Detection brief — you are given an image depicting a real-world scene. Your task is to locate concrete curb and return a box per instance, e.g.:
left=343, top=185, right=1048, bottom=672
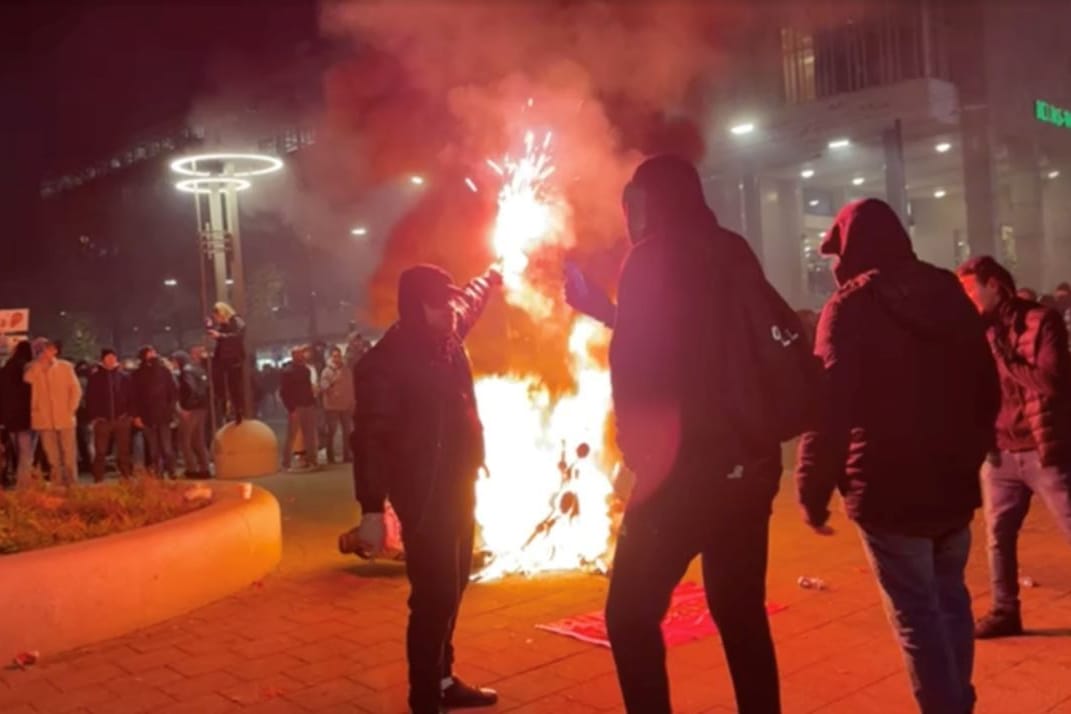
left=0, top=482, right=282, bottom=657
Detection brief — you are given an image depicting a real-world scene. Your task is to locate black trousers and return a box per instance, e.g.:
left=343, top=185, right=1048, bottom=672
left=401, top=510, right=475, bottom=714
left=606, top=463, right=781, bottom=714
left=213, top=360, right=244, bottom=421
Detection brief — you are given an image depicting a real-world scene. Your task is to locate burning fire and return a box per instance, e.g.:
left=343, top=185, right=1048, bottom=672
left=471, top=121, right=618, bottom=580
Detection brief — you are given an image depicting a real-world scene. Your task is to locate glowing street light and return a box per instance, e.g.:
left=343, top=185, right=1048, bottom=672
left=808, top=199, right=820, bottom=207
left=934, top=188, right=947, bottom=198
left=163, top=278, right=178, bottom=287
left=852, top=176, right=865, bottom=186
left=800, top=169, right=815, bottom=179
left=935, top=142, right=952, bottom=153
left=1048, top=170, right=1061, bottom=179
left=410, top=175, right=425, bottom=186
left=828, top=138, right=851, bottom=150
left=730, top=122, right=756, bottom=136
left=350, top=227, right=368, bottom=237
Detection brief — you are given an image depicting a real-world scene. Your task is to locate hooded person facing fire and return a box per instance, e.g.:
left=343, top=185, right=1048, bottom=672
left=797, top=199, right=999, bottom=714
left=338, top=262, right=502, bottom=714
left=601, top=155, right=815, bottom=714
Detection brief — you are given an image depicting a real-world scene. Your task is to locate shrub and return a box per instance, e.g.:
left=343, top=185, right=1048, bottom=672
left=0, top=478, right=212, bottom=555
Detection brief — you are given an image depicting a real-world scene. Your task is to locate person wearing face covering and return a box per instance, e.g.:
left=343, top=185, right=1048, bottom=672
left=795, top=199, right=1000, bottom=714
left=604, top=155, right=817, bottom=714
left=338, top=263, right=502, bottom=714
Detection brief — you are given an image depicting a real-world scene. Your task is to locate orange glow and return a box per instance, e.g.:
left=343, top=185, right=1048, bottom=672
left=473, top=129, right=616, bottom=579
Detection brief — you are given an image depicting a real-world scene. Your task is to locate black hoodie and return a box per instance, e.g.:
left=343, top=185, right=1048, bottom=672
left=351, top=267, right=496, bottom=526
left=796, top=199, right=1000, bottom=535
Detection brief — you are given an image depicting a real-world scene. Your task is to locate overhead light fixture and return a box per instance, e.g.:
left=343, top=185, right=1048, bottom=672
left=935, top=142, right=952, bottom=153
left=169, top=153, right=283, bottom=178
left=163, top=278, right=178, bottom=287
left=730, top=122, right=755, bottom=136
left=800, top=169, right=815, bottom=179
left=808, top=199, right=820, bottom=207
left=410, top=175, right=425, bottom=186
left=225, top=278, right=234, bottom=286
left=934, top=188, right=947, bottom=199
left=350, top=227, right=368, bottom=236
left=852, top=177, right=865, bottom=186
left=1048, top=170, right=1061, bottom=179
left=828, top=138, right=851, bottom=149
left=819, top=231, right=827, bottom=238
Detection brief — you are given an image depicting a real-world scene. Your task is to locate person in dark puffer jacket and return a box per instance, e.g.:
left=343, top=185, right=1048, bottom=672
left=957, top=256, right=1071, bottom=639
left=797, top=199, right=999, bottom=714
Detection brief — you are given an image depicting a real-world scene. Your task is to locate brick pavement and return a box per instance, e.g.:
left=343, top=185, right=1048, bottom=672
left=2, top=464, right=1070, bottom=713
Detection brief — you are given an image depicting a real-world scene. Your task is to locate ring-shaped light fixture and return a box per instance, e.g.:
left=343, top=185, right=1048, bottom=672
left=175, top=177, right=252, bottom=194
left=169, top=153, right=283, bottom=178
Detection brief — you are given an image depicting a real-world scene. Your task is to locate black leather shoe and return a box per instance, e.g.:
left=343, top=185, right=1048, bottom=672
left=441, top=678, right=498, bottom=709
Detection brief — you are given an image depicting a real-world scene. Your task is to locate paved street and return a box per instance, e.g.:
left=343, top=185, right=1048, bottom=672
left=3, top=462, right=1070, bottom=714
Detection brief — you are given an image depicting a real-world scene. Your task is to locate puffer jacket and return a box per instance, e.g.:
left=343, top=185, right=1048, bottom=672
left=23, top=358, right=83, bottom=431
left=987, top=297, right=1071, bottom=466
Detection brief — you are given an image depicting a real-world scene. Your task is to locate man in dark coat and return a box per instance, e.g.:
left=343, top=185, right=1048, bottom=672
left=604, top=155, right=785, bottom=714
left=174, top=346, right=212, bottom=478
left=280, top=346, right=319, bottom=471
left=340, top=263, right=501, bottom=714
left=1, top=340, right=34, bottom=487
left=85, top=348, right=134, bottom=481
left=797, top=199, right=1000, bottom=714
left=132, top=345, right=178, bottom=478
left=957, top=256, right=1071, bottom=638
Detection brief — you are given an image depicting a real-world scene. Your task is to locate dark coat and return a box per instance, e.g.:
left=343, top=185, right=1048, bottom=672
left=0, top=348, right=32, bottom=432
left=987, top=297, right=1071, bottom=466
left=85, top=366, right=133, bottom=421
left=131, top=360, right=178, bottom=426
left=214, top=316, right=246, bottom=365
left=795, top=199, right=1000, bottom=536
left=351, top=271, right=495, bottom=529
left=279, top=363, right=316, bottom=413
left=178, top=363, right=211, bottom=411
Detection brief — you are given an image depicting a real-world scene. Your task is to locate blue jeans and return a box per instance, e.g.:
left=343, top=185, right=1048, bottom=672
left=982, top=451, right=1071, bottom=613
left=859, top=525, right=975, bottom=714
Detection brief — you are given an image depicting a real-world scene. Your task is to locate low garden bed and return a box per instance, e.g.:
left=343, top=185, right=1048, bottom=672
left=0, top=477, right=212, bottom=555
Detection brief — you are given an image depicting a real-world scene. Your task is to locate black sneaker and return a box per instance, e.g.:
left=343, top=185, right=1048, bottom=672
left=441, top=677, right=498, bottom=709
left=975, top=610, right=1023, bottom=639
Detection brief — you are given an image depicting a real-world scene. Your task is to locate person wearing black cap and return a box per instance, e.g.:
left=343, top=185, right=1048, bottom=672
left=339, top=262, right=502, bottom=714
left=797, top=199, right=999, bottom=714
left=132, top=345, right=179, bottom=478
left=604, top=155, right=817, bottom=714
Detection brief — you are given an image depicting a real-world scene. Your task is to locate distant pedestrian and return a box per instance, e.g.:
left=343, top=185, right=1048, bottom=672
left=280, top=346, right=318, bottom=470
left=23, top=338, right=83, bottom=487
left=320, top=346, right=354, bottom=464
left=132, top=346, right=178, bottom=478
left=85, top=348, right=134, bottom=482
left=798, top=199, right=1000, bottom=714
left=957, top=257, right=1071, bottom=639
left=1, top=340, right=35, bottom=487
left=174, top=346, right=212, bottom=478
left=208, top=302, right=246, bottom=423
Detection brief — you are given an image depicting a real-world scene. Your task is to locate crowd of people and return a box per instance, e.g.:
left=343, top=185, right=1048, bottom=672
left=336, top=155, right=1069, bottom=714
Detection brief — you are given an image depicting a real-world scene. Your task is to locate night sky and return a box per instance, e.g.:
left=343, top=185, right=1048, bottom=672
left=1, top=0, right=318, bottom=262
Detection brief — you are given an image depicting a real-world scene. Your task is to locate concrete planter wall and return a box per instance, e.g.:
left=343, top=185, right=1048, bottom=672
left=0, top=482, right=282, bottom=656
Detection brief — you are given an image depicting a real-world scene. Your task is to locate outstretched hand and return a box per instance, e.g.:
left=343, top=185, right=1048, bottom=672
left=486, top=262, right=504, bottom=287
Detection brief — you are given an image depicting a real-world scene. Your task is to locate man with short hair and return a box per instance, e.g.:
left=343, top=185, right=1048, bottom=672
left=320, top=346, right=355, bottom=464
left=23, top=338, right=82, bottom=486
left=132, top=345, right=178, bottom=478
left=85, top=348, right=133, bottom=481
left=957, top=256, right=1071, bottom=638
left=280, top=346, right=319, bottom=470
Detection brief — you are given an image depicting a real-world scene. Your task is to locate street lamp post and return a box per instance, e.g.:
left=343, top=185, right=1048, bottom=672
left=169, top=153, right=283, bottom=479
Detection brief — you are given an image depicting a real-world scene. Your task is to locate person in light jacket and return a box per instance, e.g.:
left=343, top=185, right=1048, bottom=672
left=23, top=338, right=83, bottom=486
left=320, top=346, right=355, bottom=463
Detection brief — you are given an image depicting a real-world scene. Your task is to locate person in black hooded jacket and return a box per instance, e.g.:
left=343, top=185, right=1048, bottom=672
left=603, top=155, right=786, bottom=714
left=1, top=340, right=34, bottom=487
left=796, top=199, right=1000, bottom=714
left=338, top=262, right=502, bottom=714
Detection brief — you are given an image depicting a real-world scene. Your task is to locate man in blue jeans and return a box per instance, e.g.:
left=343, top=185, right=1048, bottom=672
left=797, top=199, right=1000, bottom=714
left=957, top=256, right=1071, bottom=638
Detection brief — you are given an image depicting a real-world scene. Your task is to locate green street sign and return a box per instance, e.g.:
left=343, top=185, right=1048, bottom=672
left=1036, top=99, right=1071, bottom=129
